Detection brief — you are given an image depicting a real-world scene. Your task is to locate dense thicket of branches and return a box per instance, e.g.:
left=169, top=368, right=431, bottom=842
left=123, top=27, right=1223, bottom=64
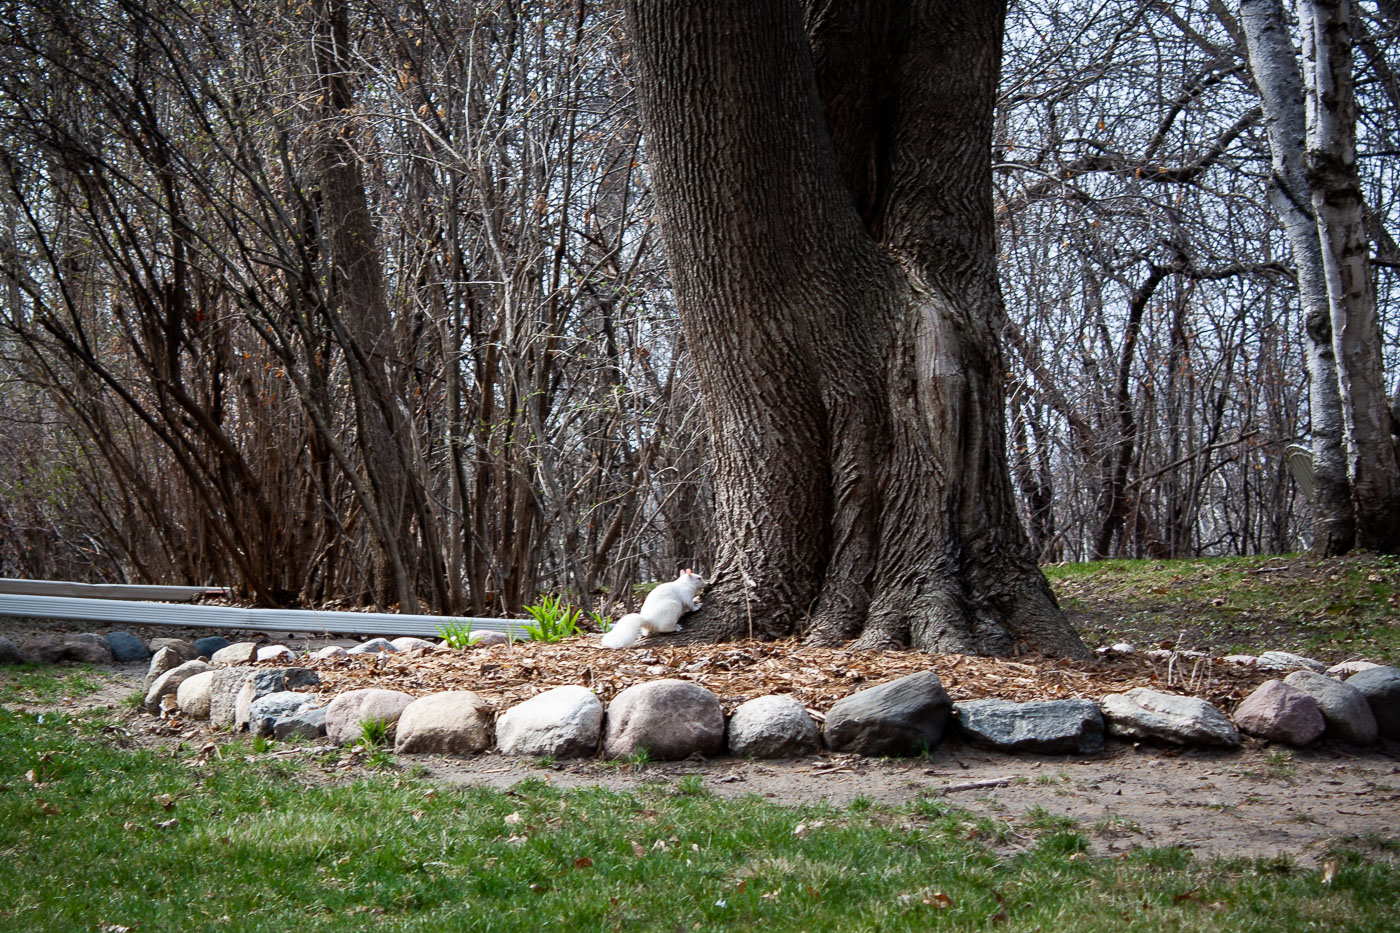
left=0, top=0, right=1395, bottom=611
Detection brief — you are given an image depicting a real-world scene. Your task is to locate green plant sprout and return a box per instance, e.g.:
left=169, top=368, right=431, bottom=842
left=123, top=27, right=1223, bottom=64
left=521, top=594, right=583, bottom=642
left=437, top=619, right=475, bottom=649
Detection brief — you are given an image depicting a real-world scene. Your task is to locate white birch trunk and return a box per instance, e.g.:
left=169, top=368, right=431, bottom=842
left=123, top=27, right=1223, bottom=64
left=1299, top=0, right=1400, bottom=550
left=1241, top=0, right=1354, bottom=553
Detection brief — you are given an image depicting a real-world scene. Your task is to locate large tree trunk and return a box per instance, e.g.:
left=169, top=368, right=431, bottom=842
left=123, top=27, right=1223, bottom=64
left=311, top=0, right=419, bottom=610
left=625, top=0, right=1086, bottom=657
left=1241, top=0, right=1355, bottom=555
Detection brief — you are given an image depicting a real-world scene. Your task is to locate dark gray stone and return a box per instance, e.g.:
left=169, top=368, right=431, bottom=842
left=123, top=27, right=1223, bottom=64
left=954, top=699, right=1105, bottom=755
left=1345, top=666, right=1400, bottom=741
left=1284, top=670, right=1377, bottom=745
left=104, top=632, right=149, bottom=662
left=273, top=706, right=328, bottom=741
left=247, top=691, right=318, bottom=737
left=727, top=695, right=820, bottom=759
left=822, top=671, right=952, bottom=757
left=234, top=668, right=321, bottom=731
left=603, top=680, right=725, bottom=761
left=0, top=636, right=21, bottom=665
left=193, top=635, right=232, bottom=658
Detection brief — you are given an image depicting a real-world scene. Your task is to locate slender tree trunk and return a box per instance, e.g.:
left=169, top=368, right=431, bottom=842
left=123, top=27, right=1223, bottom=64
left=1299, top=0, right=1400, bottom=551
left=1242, top=0, right=1359, bottom=555
left=625, top=0, right=1086, bottom=657
left=311, top=0, right=419, bottom=609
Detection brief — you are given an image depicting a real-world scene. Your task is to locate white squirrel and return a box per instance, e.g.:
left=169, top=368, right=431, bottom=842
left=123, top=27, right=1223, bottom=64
left=600, top=569, right=705, bottom=648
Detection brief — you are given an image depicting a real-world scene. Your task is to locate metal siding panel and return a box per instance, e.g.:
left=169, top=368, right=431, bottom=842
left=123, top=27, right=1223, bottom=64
left=0, top=594, right=529, bottom=639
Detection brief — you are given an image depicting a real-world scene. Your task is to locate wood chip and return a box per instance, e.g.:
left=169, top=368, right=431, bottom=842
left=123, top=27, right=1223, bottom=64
left=288, top=638, right=1271, bottom=716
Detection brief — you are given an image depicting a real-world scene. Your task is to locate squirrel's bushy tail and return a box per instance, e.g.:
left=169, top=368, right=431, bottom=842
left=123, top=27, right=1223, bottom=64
left=600, top=613, right=645, bottom=648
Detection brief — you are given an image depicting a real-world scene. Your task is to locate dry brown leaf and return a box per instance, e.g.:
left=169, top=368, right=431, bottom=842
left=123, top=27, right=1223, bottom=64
left=1321, top=858, right=1340, bottom=885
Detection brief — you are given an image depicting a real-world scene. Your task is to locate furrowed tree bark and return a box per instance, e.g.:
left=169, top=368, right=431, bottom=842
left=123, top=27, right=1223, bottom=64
left=625, top=0, right=1087, bottom=657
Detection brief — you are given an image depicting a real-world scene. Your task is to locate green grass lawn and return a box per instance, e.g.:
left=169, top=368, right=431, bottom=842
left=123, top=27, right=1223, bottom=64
left=0, top=662, right=109, bottom=705
left=2, top=709, right=1397, bottom=932
left=1046, top=553, right=1400, bottom=664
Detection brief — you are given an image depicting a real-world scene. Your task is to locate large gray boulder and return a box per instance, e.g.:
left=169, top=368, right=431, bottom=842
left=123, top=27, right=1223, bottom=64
left=1100, top=688, right=1240, bottom=747
left=954, top=698, right=1105, bottom=755
left=324, top=689, right=416, bottom=745
left=0, top=636, right=21, bottom=665
left=62, top=633, right=114, bottom=665
left=1232, top=680, right=1326, bottom=746
left=496, top=686, right=603, bottom=758
left=104, top=632, right=149, bottom=662
left=1284, top=670, right=1377, bottom=745
left=1346, top=666, right=1400, bottom=740
left=246, top=691, right=319, bottom=737
left=394, top=691, right=494, bottom=755
left=603, top=680, right=725, bottom=761
left=175, top=670, right=217, bottom=719
left=822, top=671, right=952, bottom=757
left=144, top=659, right=213, bottom=713
left=727, top=694, right=820, bottom=759
left=234, top=668, right=320, bottom=731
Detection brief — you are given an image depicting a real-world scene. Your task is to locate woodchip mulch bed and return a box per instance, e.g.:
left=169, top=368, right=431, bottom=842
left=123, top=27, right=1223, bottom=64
left=292, top=639, right=1271, bottom=717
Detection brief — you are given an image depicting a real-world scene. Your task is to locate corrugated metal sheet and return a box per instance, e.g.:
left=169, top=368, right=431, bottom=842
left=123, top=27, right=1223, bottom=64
left=0, top=579, right=228, bottom=601
left=0, top=593, right=529, bottom=639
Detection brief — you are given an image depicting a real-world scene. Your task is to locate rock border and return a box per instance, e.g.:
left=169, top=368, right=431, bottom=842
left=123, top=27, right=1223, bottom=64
left=11, top=631, right=1395, bottom=761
